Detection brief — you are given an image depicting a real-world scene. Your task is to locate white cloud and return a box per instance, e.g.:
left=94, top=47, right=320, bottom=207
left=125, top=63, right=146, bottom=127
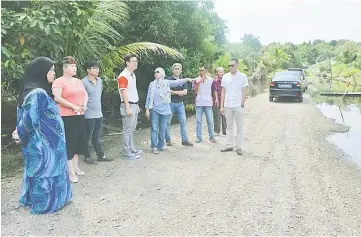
left=214, top=0, right=361, bottom=44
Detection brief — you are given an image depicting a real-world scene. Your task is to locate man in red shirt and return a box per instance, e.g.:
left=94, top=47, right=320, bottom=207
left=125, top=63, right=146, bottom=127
left=212, top=67, right=227, bottom=136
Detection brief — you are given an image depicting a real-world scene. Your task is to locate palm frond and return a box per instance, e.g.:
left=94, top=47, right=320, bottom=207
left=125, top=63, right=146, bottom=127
left=101, top=42, right=183, bottom=72
left=74, top=1, right=129, bottom=74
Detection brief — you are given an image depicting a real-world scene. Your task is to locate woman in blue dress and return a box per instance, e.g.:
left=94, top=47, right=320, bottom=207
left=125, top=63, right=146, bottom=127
left=13, top=57, right=72, bottom=214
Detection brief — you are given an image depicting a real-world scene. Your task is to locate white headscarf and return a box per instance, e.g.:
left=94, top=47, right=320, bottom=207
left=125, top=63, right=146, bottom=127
left=148, top=67, right=170, bottom=109
left=154, top=67, right=166, bottom=79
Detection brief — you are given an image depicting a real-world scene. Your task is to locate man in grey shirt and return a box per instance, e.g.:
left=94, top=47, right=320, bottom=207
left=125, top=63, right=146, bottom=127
left=82, top=59, right=113, bottom=162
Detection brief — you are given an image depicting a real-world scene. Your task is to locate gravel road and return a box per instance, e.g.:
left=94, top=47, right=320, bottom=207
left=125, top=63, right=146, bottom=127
left=2, top=92, right=361, bottom=236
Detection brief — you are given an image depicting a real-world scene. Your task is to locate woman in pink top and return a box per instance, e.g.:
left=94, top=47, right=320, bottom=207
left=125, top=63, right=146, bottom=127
left=52, top=56, right=96, bottom=183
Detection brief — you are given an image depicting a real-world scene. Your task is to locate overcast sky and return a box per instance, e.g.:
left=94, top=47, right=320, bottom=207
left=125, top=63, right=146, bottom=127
left=214, top=0, right=361, bottom=45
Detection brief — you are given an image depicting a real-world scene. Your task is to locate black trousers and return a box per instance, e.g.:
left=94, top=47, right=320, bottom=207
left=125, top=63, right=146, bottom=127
left=84, top=117, right=104, bottom=159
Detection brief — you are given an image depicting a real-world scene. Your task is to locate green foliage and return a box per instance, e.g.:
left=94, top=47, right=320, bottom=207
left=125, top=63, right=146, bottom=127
left=335, top=41, right=360, bottom=64
left=116, top=1, right=228, bottom=84
left=1, top=1, right=185, bottom=94
left=332, top=64, right=361, bottom=77
left=261, top=45, right=290, bottom=73
left=212, top=52, right=248, bottom=74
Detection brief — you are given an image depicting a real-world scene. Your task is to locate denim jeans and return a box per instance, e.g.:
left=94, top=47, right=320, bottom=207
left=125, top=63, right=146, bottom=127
left=165, top=102, right=189, bottom=142
left=84, top=117, right=104, bottom=159
left=196, top=106, right=214, bottom=141
left=150, top=109, right=168, bottom=149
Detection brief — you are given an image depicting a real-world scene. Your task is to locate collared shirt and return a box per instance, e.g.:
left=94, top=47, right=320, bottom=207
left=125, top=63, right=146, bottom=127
left=212, top=76, right=222, bottom=105
left=82, top=76, right=103, bottom=119
left=167, top=75, right=187, bottom=102
left=117, top=68, right=139, bottom=103
left=221, top=71, right=249, bottom=108
left=192, top=76, right=214, bottom=107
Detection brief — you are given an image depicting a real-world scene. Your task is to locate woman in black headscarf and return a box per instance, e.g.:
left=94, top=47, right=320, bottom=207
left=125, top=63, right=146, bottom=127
left=13, top=57, right=72, bottom=214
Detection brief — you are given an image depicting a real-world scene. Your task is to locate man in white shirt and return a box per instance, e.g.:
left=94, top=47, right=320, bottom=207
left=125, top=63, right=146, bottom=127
left=220, top=58, right=249, bottom=155
left=117, top=54, right=142, bottom=160
left=192, top=66, right=216, bottom=143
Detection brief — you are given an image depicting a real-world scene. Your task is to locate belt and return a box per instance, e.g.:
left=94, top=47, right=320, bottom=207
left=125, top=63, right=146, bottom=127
left=171, top=100, right=183, bottom=103
left=121, top=101, right=138, bottom=104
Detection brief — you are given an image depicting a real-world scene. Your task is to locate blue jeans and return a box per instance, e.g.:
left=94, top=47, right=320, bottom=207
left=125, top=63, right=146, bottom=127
left=165, top=102, right=189, bottom=142
left=196, top=106, right=214, bottom=141
left=150, top=109, right=168, bottom=149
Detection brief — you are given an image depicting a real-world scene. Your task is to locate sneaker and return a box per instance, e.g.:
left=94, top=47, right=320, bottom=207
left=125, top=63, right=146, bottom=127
left=84, top=157, right=98, bottom=164
left=182, top=140, right=193, bottom=146
left=221, top=147, right=233, bottom=152
left=131, top=149, right=143, bottom=155
left=123, top=153, right=140, bottom=160
left=166, top=140, right=172, bottom=146
left=209, top=138, right=216, bottom=143
left=152, top=148, right=159, bottom=154
left=98, top=155, right=114, bottom=162
left=236, top=149, right=243, bottom=155
left=158, top=146, right=167, bottom=151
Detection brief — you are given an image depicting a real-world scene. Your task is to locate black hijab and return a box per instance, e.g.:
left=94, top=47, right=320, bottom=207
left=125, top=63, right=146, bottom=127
left=18, top=57, right=55, bottom=107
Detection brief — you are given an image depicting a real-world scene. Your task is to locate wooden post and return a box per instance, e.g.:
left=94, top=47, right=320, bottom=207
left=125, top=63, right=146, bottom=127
left=328, top=54, right=333, bottom=91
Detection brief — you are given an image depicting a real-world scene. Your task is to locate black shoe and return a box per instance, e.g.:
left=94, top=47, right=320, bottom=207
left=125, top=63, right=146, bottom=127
left=84, top=157, right=98, bottom=164
left=182, top=141, right=193, bottom=146
left=236, top=149, right=242, bottom=155
left=166, top=140, right=173, bottom=146
left=220, top=148, right=233, bottom=152
left=222, top=131, right=227, bottom=135
left=98, top=156, right=114, bottom=162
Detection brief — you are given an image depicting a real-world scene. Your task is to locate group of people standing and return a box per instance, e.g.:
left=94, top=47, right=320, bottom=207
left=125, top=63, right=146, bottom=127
left=12, top=53, right=248, bottom=214
left=13, top=56, right=112, bottom=214
left=121, top=55, right=249, bottom=157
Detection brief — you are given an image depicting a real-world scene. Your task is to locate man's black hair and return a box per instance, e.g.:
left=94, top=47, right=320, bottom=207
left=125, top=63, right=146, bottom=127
left=124, top=53, right=137, bottom=66
left=230, top=57, right=239, bottom=64
left=83, top=59, right=100, bottom=71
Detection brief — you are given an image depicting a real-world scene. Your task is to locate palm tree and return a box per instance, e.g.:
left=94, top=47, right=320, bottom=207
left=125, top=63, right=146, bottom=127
left=70, top=1, right=183, bottom=76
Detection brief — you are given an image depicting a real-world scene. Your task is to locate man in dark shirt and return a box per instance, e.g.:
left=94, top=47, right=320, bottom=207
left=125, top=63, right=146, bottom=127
left=165, top=63, right=193, bottom=146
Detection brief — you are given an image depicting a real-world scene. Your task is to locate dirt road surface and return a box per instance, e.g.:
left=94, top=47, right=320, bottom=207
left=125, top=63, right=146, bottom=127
left=2, top=93, right=361, bottom=236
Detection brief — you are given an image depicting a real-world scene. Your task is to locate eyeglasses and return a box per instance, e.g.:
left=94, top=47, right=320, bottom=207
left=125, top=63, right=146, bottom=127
left=228, top=64, right=236, bottom=68
left=90, top=66, right=99, bottom=70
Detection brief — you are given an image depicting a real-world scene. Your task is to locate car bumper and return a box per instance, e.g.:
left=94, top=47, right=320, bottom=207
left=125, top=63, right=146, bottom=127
left=270, top=89, right=302, bottom=97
